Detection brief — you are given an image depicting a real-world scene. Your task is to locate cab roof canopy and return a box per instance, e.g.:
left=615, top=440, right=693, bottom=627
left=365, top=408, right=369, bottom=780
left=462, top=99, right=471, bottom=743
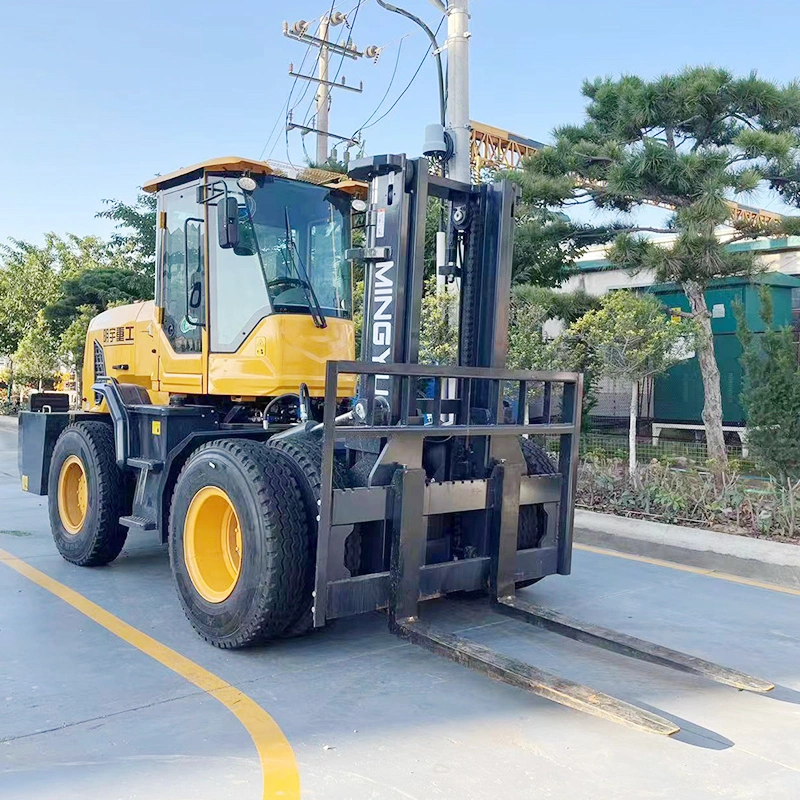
left=142, top=155, right=366, bottom=197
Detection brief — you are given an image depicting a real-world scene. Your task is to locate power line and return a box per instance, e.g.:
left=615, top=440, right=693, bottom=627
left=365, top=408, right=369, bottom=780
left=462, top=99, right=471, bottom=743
left=307, top=0, right=363, bottom=23
left=330, top=0, right=363, bottom=87
left=300, top=15, right=348, bottom=127
left=351, top=37, right=406, bottom=137
left=288, top=0, right=336, bottom=164
left=279, top=0, right=372, bottom=164
left=290, top=5, right=334, bottom=116
left=259, top=19, right=319, bottom=160
left=300, top=0, right=362, bottom=130
left=355, top=16, right=444, bottom=136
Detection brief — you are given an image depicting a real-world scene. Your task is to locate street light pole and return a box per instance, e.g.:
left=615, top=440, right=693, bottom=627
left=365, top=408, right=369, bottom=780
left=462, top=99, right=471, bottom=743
left=445, top=0, right=470, bottom=183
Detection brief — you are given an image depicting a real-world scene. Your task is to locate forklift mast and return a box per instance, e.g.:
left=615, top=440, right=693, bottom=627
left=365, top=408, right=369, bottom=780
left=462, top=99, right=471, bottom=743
left=348, top=154, right=518, bottom=416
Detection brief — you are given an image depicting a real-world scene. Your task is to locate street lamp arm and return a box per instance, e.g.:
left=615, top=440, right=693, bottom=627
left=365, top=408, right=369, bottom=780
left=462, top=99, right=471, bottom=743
left=375, top=0, right=446, bottom=126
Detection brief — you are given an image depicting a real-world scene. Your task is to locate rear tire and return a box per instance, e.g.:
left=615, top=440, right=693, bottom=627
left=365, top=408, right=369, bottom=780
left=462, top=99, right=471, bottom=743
left=169, top=439, right=310, bottom=648
left=48, top=421, right=127, bottom=566
left=516, top=438, right=557, bottom=589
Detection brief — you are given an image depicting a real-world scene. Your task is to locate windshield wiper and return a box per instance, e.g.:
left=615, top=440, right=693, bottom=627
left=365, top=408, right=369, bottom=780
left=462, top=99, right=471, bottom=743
left=284, top=207, right=327, bottom=329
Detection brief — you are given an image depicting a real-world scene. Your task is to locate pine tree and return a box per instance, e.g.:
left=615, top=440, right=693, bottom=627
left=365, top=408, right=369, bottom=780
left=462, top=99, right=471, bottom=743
left=517, top=67, right=800, bottom=471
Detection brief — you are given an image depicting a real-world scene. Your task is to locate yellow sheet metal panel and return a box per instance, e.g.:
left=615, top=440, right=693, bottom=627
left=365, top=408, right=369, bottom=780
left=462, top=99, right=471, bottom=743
left=142, top=156, right=277, bottom=193
left=81, top=301, right=163, bottom=411
left=143, top=156, right=367, bottom=195
left=207, top=314, right=356, bottom=398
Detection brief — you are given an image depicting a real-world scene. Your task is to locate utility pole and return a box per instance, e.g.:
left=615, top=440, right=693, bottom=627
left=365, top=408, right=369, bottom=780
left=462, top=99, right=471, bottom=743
left=445, top=0, right=471, bottom=183
left=283, top=15, right=376, bottom=165
left=315, top=15, right=332, bottom=164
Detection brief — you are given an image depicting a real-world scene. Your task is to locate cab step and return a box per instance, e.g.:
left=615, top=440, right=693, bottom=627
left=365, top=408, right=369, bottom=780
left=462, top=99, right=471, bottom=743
left=119, top=515, right=157, bottom=532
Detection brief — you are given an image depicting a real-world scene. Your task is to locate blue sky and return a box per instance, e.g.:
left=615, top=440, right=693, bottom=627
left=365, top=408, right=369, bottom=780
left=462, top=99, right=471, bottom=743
left=2, top=0, right=799, bottom=244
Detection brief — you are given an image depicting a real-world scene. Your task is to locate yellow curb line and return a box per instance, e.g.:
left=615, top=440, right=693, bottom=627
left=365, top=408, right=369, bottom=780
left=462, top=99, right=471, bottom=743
left=0, top=547, right=300, bottom=799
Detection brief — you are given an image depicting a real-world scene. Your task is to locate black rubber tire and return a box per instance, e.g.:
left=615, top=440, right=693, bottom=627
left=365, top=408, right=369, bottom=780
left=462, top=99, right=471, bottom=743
left=520, top=438, right=557, bottom=477
left=349, top=452, right=378, bottom=488
left=168, top=439, right=310, bottom=648
left=47, top=421, right=128, bottom=566
left=269, top=433, right=361, bottom=637
left=517, top=438, right=557, bottom=588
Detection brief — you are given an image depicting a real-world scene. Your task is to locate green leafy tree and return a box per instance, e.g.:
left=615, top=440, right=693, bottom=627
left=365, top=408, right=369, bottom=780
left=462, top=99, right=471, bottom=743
left=511, top=207, right=623, bottom=286
left=507, top=286, right=600, bottom=427
left=45, top=267, right=152, bottom=394
left=304, top=156, right=350, bottom=174
left=1, top=234, right=153, bottom=400
left=97, top=192, right=157, bottom=280
left=353, top=278, right=365, bottom=360
left=419, top=278, right=459, bottom=365
left=507, top=285, right=599, bottom=370
left=13, top=313, right=60, bottom=391
left=571, top=291, right=696, bottom=475
left=517, top=67, right=800, bottom=471
left=58, top=305, right=96, bottom=396
left=736, top=289, right=800, bottom=480
left=0, top=237, right=63, bottom=356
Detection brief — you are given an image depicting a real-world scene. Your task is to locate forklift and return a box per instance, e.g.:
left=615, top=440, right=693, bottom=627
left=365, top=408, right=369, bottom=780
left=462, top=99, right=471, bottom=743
left=19, top=154, right=773, bottom=736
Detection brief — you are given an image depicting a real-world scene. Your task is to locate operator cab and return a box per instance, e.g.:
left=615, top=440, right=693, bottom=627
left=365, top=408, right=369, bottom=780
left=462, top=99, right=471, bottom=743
left=142, top=157, right=363, bottom=397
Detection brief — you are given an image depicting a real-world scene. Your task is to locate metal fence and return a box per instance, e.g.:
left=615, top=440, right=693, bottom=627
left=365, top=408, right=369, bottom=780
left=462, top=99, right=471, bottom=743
left=530, top=428, right=754, bottom=470
left=579, top=431, right=749, bottom=464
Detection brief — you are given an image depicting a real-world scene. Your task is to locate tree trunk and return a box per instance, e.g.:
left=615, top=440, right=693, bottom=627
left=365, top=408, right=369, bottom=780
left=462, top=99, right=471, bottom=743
left=629, top=380, right=638, bottom=477
left=683, top=280, right=728, bottom=471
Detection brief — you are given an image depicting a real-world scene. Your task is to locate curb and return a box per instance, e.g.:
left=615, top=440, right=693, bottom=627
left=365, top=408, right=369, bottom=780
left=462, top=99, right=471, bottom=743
left=573, top=509, right=800, bottom=589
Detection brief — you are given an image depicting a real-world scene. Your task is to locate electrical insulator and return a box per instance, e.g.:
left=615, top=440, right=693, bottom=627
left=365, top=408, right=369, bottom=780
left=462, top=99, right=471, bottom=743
left=364, top=44, right=380, bottom=60
left=292, top=20, right=309, bottom=35
left=330, top=11, right=346, bottom=25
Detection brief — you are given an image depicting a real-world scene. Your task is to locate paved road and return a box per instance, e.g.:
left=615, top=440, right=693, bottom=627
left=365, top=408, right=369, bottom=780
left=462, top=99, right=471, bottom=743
left=1, top=416, right=799, bottom=799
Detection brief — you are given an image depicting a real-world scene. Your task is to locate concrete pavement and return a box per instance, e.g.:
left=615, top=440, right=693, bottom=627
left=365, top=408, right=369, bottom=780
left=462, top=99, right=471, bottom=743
left=1, top=419, right=799, bottom=799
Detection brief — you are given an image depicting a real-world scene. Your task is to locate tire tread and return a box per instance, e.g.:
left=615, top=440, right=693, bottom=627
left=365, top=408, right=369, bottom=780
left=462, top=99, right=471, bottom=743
left=49, top=420, right=127, bottom=566
left=170, top=438, right=310, bottom=648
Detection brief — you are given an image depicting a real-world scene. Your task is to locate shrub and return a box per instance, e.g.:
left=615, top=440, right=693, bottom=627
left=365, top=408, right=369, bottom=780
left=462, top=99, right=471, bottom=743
left=737, top=288, right=800, bottom=481
left=577, top=456, right=800, bottom=538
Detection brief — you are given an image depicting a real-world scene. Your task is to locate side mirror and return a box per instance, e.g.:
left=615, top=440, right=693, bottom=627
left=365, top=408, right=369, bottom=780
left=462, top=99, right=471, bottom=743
left=217, top=196, right=240, bottom=249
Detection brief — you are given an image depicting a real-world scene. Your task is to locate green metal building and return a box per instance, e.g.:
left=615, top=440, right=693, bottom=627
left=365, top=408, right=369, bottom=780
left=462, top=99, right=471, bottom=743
left=649, top=274, right=800, bottom=426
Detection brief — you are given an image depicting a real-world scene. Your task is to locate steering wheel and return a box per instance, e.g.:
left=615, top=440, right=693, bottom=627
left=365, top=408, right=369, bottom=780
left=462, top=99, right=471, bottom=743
left=267, top=277, right=306, bottom=294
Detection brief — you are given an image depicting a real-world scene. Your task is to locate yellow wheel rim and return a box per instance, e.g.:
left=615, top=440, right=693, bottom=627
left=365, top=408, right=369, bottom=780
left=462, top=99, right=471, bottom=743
left=58, top=455, right=89, bottom=535
left=183, top=486, right=243, bottom=604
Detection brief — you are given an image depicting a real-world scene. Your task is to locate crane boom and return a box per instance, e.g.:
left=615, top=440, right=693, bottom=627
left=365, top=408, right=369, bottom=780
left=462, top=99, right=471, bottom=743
left=469, top=120, right=784, bottom=227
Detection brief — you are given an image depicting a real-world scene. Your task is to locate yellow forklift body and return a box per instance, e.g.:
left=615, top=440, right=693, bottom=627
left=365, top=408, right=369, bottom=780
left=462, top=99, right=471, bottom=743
left=82, top=301, right=166, bottom=410
left=82, top=299, right=355, bottom=410
left=207, top=314, right=355, bottom=397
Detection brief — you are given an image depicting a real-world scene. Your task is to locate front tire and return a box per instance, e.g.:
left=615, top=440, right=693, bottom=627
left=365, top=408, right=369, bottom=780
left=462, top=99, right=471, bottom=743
left=169, top=439, right=310, bottom=648
left=268, top=433, right=360, bottom=637
left=48, top=421, right=127, bottom=566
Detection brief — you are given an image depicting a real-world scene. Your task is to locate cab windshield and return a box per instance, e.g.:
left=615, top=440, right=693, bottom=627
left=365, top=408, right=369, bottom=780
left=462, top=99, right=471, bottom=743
left=210, top=175, right=352, bottom=352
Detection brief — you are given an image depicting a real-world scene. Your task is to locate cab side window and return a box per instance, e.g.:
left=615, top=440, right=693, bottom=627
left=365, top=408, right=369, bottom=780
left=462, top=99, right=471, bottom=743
left=161, top=187, right=205, bottom=353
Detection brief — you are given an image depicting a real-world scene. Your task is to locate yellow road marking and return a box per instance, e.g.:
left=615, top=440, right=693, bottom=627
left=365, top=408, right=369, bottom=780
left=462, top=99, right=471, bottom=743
left=0, top=548, right=299, bottom=799
left=574, top=543, right=800, bottom=597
